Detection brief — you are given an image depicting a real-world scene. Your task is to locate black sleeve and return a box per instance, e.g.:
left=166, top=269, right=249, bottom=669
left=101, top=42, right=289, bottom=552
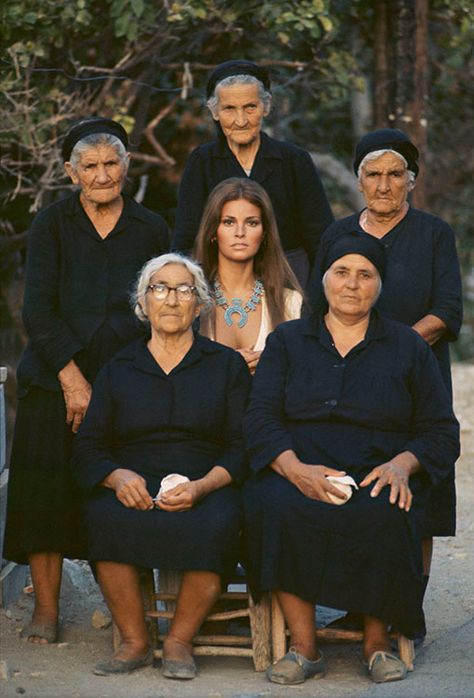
left=171, top=148, right=208, bottom=253
left=429, top=219, right=463, bottom=342
left=71, top=363, right=121, bottom=491
left=243, top=329, right=295, bottom=474
left=215, top=353, right=252, bottom=483
left=22, top=213, right=83, bottom=374
left=293, top=150, right=334, bottom=265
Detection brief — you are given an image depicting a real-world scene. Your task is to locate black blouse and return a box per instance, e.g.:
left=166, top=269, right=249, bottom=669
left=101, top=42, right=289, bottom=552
left=17, top=192, right=169, bottom=395
left=172, top=132, right=334, bottom=263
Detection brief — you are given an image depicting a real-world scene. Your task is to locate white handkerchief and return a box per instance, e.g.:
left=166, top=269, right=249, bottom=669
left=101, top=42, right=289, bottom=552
left=326, top=475, right=359, bottom=506
left=156, top=473, right=190, bottom=500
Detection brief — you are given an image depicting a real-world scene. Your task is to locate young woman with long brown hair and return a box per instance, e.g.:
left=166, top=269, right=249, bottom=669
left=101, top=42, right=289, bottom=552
left=193, top=177, right=303, bottom=373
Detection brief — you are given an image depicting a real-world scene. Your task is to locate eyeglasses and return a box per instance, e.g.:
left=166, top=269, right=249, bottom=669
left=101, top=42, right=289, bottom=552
left=146, top=283, right=196, bottom=301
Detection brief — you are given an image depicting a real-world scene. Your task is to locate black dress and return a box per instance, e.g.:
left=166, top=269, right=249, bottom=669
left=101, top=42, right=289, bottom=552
left=4, top=193, right=169, bottom=564
left=72, top=336, right=251, bottom=577
left=307, top=208, right=463, bottom=535
left=171, top=132, right=334, bottom=284
left=243, top=314, right=459, bottom=639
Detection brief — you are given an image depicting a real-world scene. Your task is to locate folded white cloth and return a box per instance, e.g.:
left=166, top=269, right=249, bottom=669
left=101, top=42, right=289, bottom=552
left=155, top=473, right=190, bottom=501
left=326, top=475, right=359, bottom=505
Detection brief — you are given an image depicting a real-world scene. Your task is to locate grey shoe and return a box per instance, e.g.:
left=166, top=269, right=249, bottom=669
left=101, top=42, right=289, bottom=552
left=365, top=650, right=407, bottom=683
left=267, top=647, right=326, bottom=685
left=93, top=649, right=153, bottom=676
left=162, top=657, right=197, bottom=680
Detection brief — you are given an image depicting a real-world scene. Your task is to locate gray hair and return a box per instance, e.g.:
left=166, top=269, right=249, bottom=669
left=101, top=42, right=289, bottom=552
left=322, top=265, right=382, bottom=306
left=69, top=133, right=129, bottom=171
left=207, top=74, right=272, bottom=117
left=132, top=253, right=212, bottom=323
left=357, top=149, right=416, bottom=190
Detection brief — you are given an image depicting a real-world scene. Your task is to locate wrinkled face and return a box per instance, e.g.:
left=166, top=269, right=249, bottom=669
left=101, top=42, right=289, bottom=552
left=213, top=83, right=266, bottom=149
left=143, top=263, right=199, bottom=336
left=324, top=254, right=380, bottom=319
left=359, top=151, right=410, bottom=216
left=65, top=144, right=128, bottom=206
left=216, top=199, right=264, bottom=264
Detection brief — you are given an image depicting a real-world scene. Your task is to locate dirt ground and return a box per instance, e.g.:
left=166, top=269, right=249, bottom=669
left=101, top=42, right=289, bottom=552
left=1, top=363, right=473, bottom=698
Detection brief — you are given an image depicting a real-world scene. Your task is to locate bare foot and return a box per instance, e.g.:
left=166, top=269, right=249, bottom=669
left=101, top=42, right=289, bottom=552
left=113, top=639, right=150, bottom=662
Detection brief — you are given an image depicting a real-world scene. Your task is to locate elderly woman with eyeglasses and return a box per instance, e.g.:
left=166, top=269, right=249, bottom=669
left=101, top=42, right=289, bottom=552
left=172, top=59, right=333, bottom=285
left=72, top=253, right=251, bottom=679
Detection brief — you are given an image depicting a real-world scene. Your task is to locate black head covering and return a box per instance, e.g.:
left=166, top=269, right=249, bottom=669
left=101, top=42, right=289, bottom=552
left=61, top=117, right=129, bottom=161
left=206, top=60, right=271, bottom=99
left=322, top=231, right=386, bottom=281
left=353, top=128, right=419, bottom=177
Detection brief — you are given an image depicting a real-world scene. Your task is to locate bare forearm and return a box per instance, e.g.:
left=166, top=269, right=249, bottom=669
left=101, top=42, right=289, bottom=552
left=194, top=465, right=232, bottom=499
left=412, top=314, right=447, bottom=346
left=58, top=359, right=88, bottom=388
left=270, top=450, right=302, bottom=483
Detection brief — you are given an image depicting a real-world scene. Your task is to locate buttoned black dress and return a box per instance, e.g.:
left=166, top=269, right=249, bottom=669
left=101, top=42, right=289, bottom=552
left=307, top=208, right=463, bottom=534
left=171, top=132, right=334, bottom=284
left=72, top=336, right=250, bottom=575
left=4, top=193, right=169, bottom=564
left=243, top=314, right=459, bottom=638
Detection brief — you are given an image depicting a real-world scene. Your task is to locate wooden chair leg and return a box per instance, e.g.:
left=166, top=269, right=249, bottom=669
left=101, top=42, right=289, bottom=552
left=248, top=592, right=272, bottom=671
left=398, top=634, right=415, bottom=671
left=140, top=569, right=159, bottom=648
left=270, top=593, right=287, bottom=662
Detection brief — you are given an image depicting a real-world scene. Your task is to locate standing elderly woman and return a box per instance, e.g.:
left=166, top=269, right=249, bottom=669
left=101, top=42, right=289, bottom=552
left=72, top=254, right=251, bottom=679
left=194, top=178, right=303, bottom=374
left=4, top=117, right=169, bottom=644
left=244, top=233, right=459, bottom=686
left=172, top=59, right=334, bottom=285
left=307, top=129, right=463, bottom=618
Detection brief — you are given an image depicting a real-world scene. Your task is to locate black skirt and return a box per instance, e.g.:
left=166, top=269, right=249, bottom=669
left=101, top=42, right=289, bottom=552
left=4, top=387, right=87, bottom=563
left=244, top=471, right=426, bottom=640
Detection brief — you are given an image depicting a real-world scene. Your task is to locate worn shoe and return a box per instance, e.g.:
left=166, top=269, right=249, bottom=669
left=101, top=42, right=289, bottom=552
left=93, top=648, right=153, bottom=676
left=365, top=650, right=407, bottom=683
left=21, top=622, right=58, bottom=644
left=267, top=647, right=326, bottom=685
left=162, top=657, right=197, bottom=680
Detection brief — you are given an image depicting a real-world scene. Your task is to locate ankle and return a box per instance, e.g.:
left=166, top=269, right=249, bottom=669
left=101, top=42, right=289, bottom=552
left=289, top=643, right=320, bottom=662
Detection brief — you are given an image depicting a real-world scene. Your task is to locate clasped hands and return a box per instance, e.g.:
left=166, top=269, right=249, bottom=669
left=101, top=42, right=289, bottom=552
left=102, top=468, right=203, bottom=512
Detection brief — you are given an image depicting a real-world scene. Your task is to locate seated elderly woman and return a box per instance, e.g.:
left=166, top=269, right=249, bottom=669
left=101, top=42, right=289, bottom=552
left=243, top=233, right=459, bottom=686
left=72, top=253, right=251, bottom=680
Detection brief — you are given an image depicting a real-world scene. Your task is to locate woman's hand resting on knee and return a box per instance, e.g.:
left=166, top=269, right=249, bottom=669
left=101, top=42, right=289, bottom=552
left=359, top=451, right=421, bottom=512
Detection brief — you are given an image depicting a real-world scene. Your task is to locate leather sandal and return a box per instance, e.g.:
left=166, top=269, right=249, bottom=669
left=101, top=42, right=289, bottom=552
left=162, top=657, right=197, bottom=680
left=365, top=650, right=407, bottom=683
left=266, top=647, right=326, bottom=685
left=93, top=648, right=153, bottom=676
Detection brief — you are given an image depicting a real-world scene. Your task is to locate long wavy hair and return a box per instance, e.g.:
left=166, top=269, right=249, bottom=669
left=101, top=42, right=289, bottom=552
left=193, top=177, right=303, bottom=331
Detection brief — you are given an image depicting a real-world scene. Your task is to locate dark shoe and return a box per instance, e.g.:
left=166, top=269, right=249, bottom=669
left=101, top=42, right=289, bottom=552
left=93, top=649, right=153, bottom=676
left=266, top=647, right=326, bottom=685
left=365, top=650, right=407, bottom=683
left=162, top=657, right=197, bottom=680
left=21, top=622, right=58, bottom=644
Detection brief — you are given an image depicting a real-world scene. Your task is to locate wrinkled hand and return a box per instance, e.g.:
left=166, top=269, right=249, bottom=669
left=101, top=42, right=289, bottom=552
left=360, top=461, right=413, bottom=511
left=58, top=360, right=92, bottom=433
left=237, top=348, right=262, bottom=375
left=103, top=468, right=154, bottom=510
left=291, top=463, right=348, bottom=503
left=156, top=480, right=203, bottom=512
left=62, top=383, right=92, bottom=433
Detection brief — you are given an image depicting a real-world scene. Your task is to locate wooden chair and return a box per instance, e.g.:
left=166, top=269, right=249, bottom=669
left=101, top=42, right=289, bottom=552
left=113, top=568, right=272, bottom=671
left=270, top=595, right=415, bottom=671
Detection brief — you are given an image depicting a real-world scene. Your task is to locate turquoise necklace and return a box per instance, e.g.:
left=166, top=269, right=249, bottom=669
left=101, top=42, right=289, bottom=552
left=213, top=278, right=264, bottom=328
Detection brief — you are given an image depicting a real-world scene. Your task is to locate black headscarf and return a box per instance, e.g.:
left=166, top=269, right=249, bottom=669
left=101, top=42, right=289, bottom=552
left=206, top=60, right=271, bottom=99
left=353, top=128, right=419, bottom=177
left=321, top=231, right=386, bottom=281
left=61, top=117, right=129, bottom=162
